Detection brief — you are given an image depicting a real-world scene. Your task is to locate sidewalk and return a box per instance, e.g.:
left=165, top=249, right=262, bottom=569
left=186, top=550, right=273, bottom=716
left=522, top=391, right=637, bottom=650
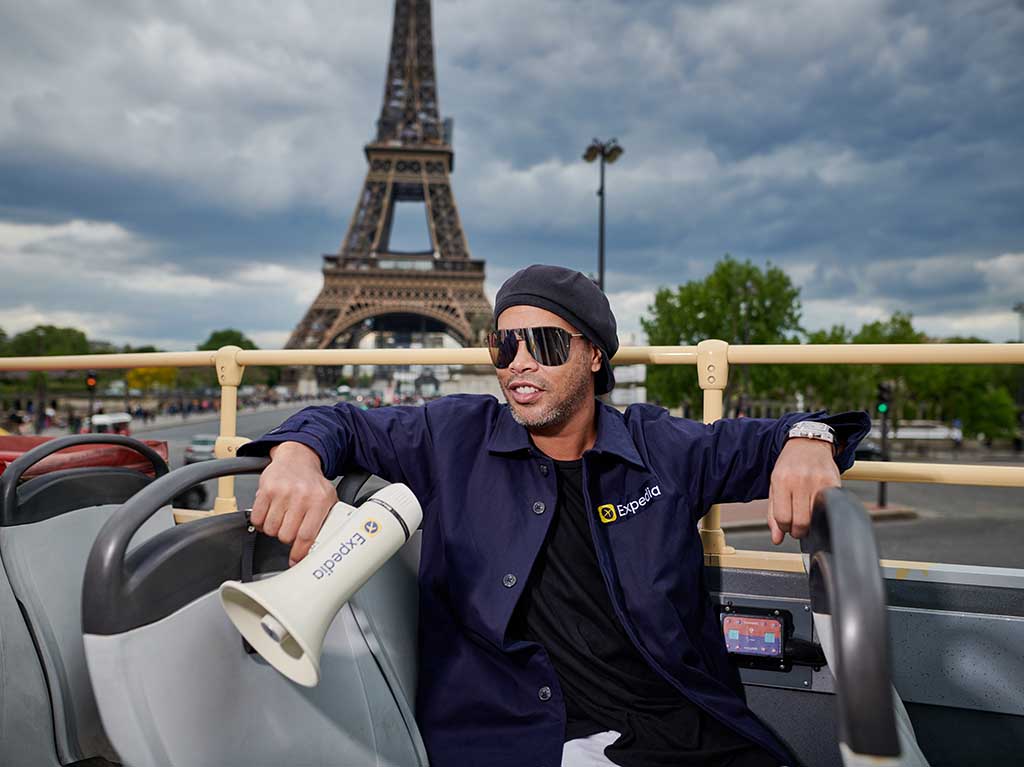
left=718, top=499, right=917, bottom=532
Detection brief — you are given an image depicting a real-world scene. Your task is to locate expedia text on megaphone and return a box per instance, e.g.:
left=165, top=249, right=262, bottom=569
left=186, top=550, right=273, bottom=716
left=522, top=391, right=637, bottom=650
left=219, top=482, right=422, bottom=687
left=312, top=526, right=375, bottom=579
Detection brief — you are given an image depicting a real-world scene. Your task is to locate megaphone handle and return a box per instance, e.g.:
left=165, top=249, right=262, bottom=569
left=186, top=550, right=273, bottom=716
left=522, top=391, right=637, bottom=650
left=239, top=522, right=259, bottom=655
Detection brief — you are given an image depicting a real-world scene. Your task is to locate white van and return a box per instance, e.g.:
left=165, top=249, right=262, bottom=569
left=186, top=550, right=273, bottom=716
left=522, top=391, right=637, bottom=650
left=80, top=412, right=133, bottom=436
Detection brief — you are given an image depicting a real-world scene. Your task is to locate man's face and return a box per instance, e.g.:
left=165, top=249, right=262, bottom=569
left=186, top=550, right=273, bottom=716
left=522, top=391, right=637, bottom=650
left=495, top=305, right=602, bottom=430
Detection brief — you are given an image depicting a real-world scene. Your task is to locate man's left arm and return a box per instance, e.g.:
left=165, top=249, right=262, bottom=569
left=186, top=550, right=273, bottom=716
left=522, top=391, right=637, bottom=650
left=694, top=411, right=871, bottom=542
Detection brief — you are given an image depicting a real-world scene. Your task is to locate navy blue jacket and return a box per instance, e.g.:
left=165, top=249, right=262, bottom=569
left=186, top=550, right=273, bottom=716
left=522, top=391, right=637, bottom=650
left=240, top=396, right=870, bottom=767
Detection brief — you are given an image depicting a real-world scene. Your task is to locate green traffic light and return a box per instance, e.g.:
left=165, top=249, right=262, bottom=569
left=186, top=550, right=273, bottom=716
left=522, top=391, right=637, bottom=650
left=877, top=403, right=888, bottom=414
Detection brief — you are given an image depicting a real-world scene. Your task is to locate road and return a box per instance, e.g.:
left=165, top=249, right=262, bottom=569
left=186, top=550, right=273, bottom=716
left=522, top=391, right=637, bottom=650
left=141, top=406, right=1024, bottom=570
left=138, top=404, right=320, bottom=511
left=730, top=477, right=1023, bottom=569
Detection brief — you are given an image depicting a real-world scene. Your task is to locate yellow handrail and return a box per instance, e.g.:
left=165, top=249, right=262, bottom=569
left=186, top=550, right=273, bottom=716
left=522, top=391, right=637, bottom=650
left=729, top=343, right=1024, bottom=365
left=2, top=341, right=1021, bottom=559
left=0, top=351, right=214, bottom=371
left=3, top=342, right=1020, bottom=370
left=843, top=461, right=1024, bottom=487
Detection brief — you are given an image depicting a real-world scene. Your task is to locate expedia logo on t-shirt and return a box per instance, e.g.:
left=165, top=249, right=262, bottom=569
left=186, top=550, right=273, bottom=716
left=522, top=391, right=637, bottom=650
left=598, top=485, right=662, bottom=524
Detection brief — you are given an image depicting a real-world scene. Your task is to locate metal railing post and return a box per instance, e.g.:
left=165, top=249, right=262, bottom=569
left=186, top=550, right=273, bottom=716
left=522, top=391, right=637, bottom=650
left=212, top=346, right=249, bottom=513
left=697, top=340, right=735, bottom=555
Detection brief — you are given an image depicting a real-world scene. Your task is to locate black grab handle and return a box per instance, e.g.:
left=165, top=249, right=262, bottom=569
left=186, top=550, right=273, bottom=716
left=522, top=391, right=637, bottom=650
left=801, top=488, right=899, bottom=759
left=82, top=456, right=270, bottom=627
left=337, top=467, right=392, bottom=507
left=0, top=434, right=169, bottom=516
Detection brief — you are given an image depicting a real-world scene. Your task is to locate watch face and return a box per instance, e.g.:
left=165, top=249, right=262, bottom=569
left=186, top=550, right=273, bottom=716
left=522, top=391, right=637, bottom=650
left=789, top=423, right=834, bottom=442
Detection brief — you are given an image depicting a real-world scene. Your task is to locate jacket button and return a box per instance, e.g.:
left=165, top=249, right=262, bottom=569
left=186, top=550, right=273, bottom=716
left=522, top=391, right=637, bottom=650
left=539, top=464, right=549, bottom=476
left=502, top=573, right=517, bottom=588
left=532, top=501, right=546, bottom=515
left=538, top=686, right=552, bottom=701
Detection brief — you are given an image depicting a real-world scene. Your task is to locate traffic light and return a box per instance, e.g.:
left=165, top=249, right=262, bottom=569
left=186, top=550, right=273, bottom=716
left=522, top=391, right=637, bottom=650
left=876, top=382, right=892, bottom=415
left=85, top=370, right=97, bottom=391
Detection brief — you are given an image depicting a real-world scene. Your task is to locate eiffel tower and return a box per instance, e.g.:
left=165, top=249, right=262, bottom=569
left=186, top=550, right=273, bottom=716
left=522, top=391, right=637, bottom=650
left=288, top=0, right=491, bottom=362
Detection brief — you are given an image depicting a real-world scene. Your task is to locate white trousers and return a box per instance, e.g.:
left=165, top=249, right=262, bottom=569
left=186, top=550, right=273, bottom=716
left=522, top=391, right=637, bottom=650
left=561, top=730, right=622, bottom=767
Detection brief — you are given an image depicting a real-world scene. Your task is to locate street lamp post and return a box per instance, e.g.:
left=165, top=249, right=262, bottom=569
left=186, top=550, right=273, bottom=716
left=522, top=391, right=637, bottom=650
left=33, top=328, right=46, bottom=435
left=582, top=138, right=624, bottom=292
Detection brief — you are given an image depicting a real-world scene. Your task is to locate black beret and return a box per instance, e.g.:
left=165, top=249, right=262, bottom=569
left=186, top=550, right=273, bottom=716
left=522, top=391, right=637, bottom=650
left=493, top=264, right=618, bottom=394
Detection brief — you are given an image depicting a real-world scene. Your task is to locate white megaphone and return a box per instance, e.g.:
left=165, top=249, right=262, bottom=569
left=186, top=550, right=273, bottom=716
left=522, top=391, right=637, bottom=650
left=219, top=482, right=422, bottom=687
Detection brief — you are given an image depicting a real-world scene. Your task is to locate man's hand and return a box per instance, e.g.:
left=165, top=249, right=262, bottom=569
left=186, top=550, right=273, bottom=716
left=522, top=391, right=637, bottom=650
left=767, top=438, right=841, bottom=545
left=250, top=441, right=338, bottom=566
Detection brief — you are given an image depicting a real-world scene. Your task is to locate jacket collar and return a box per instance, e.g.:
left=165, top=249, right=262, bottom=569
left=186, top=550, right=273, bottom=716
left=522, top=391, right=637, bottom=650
left=487, top=400, right=647, bottom=470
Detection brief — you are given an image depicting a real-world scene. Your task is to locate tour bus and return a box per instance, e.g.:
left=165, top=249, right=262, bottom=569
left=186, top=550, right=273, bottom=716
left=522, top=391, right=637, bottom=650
left=0, top=340, right=1021, bottom=767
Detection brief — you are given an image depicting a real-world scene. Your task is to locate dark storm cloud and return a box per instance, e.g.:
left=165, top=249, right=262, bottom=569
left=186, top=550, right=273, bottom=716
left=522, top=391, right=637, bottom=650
left=0, top=153, right=344, bottom=269
left=0, top=0, right=1022, bottom=346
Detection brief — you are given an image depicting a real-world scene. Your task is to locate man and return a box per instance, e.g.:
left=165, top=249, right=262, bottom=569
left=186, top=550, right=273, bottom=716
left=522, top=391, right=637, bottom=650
left=240, top=265, right=869, bottom=767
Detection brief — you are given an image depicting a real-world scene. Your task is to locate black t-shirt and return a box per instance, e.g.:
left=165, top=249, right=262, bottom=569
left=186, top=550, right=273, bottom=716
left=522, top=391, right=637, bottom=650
left=508, top=458, right=777, bottom=767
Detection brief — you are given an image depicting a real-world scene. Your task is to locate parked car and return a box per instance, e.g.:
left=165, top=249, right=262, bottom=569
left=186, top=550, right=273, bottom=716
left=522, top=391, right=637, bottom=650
left=184, top=434, right=218, bottom=464
left=174, top=483, right=208, bottom=509
left=854, top=439, right=884, bottom=461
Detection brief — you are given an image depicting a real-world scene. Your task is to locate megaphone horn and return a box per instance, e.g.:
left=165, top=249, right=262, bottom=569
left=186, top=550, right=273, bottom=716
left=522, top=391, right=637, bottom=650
left=219, top=482, right=422, bottom=687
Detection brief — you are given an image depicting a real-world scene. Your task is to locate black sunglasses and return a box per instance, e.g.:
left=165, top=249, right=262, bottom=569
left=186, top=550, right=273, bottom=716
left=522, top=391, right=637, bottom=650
left=487, top=326, right=584, bottom=369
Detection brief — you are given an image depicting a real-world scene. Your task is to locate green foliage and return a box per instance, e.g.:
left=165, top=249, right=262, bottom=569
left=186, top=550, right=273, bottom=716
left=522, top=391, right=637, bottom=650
left=197, top=329, right=258, bottom=351
left=813, top=313, right=927, bottom=423
left=798, top=324, right=873, bottom=411
left=967, top=386, right=1019, bottom=440
left=641, top=255, right=802, bottom=408
left=3, top=326, right=93, bottom=412
left=641, top=260, right=1021, bottom=440
left=9, top=325, right=91, bottom=357
left=195, top=328, right=279, bottom=387
left=895, top=336, right=1020, bottom=439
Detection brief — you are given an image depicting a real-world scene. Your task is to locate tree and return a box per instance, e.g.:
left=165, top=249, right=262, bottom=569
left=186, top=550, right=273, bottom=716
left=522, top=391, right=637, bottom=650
left=849, top=313, right=926, bottom=427
left=902, top=335, right=1018, bottom=439
left=0, top=327, right=8, bottom=356
left=795, top=316, right=1018, bottom=439
left=8, top=326, right=91, bottom=432
left=196, top=328, right=278, bottom=387
left=641, top=256, right=803, bottom=410
left=795, top=324, right=875, bottom=412
left=9, top=325, right=91, bottom=357
left=125, top=367, right=178, bottom=393
left=120, top=345, right=171, bottom=403
left=197, top=329, right=258, bottom=351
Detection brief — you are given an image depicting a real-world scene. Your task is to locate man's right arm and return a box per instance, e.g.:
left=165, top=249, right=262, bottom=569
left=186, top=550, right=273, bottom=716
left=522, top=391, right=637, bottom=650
left=250, top=440, right=339, bottom=566
left=238, top=402, right=438, bottom=564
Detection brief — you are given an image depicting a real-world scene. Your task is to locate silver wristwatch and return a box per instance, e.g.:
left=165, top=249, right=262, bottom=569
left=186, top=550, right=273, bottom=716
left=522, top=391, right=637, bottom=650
left=786, top=421, right=835, bottom=446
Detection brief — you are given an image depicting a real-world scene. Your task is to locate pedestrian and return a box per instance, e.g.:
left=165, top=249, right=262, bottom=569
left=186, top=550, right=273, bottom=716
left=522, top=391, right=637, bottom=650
left=951, top=417, right=963, bottom=457
left=240, top=264, right=870, bottom=767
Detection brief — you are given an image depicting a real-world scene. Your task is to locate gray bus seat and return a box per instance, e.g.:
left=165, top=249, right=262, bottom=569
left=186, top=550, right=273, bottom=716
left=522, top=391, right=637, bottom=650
left=338, top=469, right=422, bottom=733
left=82, top=458, right=427, bottom=767
left=0, top=435, right=172, bottom=767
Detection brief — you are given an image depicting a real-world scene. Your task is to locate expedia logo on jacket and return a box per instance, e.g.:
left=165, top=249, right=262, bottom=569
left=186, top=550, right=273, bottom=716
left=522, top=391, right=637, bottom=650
left=598, top=485, right=662, bottom=524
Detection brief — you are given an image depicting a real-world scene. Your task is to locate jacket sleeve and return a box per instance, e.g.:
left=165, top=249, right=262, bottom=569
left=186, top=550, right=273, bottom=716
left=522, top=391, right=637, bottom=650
left=237, top=402, right=437, bottom=501
left=689, top=410, right=871, bottom=514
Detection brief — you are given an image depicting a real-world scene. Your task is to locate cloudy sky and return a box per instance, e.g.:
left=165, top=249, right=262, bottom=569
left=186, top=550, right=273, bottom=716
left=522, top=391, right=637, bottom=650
left=1, top=0, right=1022, bottom=350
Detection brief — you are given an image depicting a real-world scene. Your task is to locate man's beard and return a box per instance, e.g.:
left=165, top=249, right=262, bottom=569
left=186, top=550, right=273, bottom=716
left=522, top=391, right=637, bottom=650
left=503, top=356, right=593, bottom=430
